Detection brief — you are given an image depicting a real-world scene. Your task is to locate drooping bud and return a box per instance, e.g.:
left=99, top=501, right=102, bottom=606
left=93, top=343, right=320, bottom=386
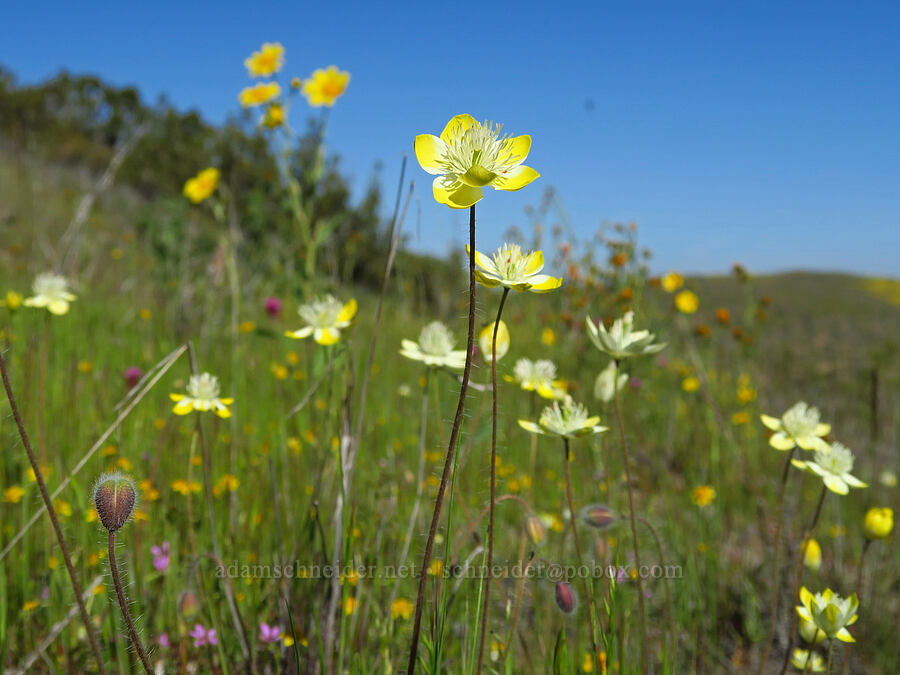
left=525, top=514, right=546, bottom=547
left=92, top=472, right=137, bottom=533
left=179, top=589, right=201, bottom=618
left=581, top=504, right=616, bottom=530
left=554, top=581, right=577, bottom=615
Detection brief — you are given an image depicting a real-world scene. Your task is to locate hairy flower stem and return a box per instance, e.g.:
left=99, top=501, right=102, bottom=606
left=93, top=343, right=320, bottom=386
left=0, top=350, right=108, bottom=674
left=475, top=286, right=510, bottom=675
left=779, top=485, right=828, bottom=675
left=756, top=447, right=798, bottom=675
left=108, top=531, right=153, bottom=674
left=407, top=204, right=477, bottom=674
left=838, top=539, right=871, bottom=675
left=563, top=438, right=601, bottom=668
left=612, top=373, right=648, bottom=673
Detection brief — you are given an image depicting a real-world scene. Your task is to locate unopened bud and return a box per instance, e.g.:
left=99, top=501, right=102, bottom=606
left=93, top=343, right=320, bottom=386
left=92, top=472, right=137, bottom=533
left=525, top=514, right=545, bottom=547
left=179, top=589, right=200, bottom=618
left=555, top=581, right=577, bottom=614
left=581, top=504, right=616, bottom=530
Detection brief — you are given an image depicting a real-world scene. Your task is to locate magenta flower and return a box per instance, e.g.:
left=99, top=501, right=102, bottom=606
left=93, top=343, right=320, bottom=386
left=259, top=622, right=282, bottom=643
left=151, top=541, right=170, bottom=572
left=190, top=624, right=217, bottom=647
left=125, top=366, right=143, bottom=389
left=264, top=297, right=283, bottom=318
left=158, top=633, right=171, bottom=648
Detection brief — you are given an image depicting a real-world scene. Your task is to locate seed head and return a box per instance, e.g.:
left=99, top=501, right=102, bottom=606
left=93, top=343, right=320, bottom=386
left=581, top=504, right=617, bottom=530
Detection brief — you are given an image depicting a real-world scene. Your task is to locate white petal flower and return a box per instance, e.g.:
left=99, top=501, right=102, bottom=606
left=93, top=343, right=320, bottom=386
left=169, top=373, right=234, bottom=418
left=594, top=361, right=628, bottom=403
left=791, top=443, right=868, bottom=495
left=761, top=401, right=831, bottom=452
left=469, top=243, right=561, bottom=293
left=518, top=397, right=608, bottom=439
left=585, top=311, right=666, bottom=360
left=509, top=358, right=566, bottom=399
left=23, top=272, right=77, bottom=315
left=400, top=321, right=467, bottom=370
left=286, top=295, right=357, bottom=346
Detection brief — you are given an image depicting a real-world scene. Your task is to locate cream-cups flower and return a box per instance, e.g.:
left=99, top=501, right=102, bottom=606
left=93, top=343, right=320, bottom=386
left=799, top=615, right=828, bottom=645
left=585, top=311, right=666, bottom=360
left=791, top=443, right=868, bottom=495
left=790, top=649, right=825, bottom=672
left=802, top=538, right=822, bottom=572
left=170, top=373, right=234, bottom=418
left=468, top=243, right=561, bottom=293
left=518, top=397, right=608, bottom=440
left=594, top=361, right=628, bottom=403
left=508, top=358, right=566, bottom=400
left=760, top=402, right=831, bottom=452
left=796, top=587, right=858, bottom=642
left=400, top=321, right=467, bottom=370
left=414, top=114, right=539, bottom=209
left=285, top=295, right=357, bottom=346
left=479, top=320, right=509, bottom=362
left=23, top=273, right=77, bottom=315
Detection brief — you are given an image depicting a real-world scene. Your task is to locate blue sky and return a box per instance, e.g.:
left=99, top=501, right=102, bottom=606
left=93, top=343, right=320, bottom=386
left=2, top=1, right=898, bottom=277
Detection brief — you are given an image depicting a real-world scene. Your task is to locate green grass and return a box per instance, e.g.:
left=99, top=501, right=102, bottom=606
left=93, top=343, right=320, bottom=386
left=0, top=149, right=898, bottom=674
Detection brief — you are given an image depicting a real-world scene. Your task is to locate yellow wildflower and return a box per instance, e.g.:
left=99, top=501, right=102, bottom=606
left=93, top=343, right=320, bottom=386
left=661, top=272, right=683, bottom=292
left=1, top=290, right=23, bottom=310
left=542, top=326, right=556, bottom=345
left=681, top=376, right=700, bottom=392
left=415, top=114, right=538, bottom=209
left=23, top=600, right=39, bottom=612
left=863, top=507, right=893, bottom=540
left=261, top=103, right=285, bottom=128
left=802, top=538, right=822, bottom=572
left=170, top=373, right=233, bottom=418
left=674, top=290, right=699, bottom=314
left=343, top=596, right=358, bottom=615
left=3, top=486, right=24, bottom=503
left=478, top=320, right=509, bottom=362
left=183, top=168, right=220, bottom=203
left=239, top=82, right=281, bottom=108
left=471, top=243, right=562, bottom=293
left=691, top=485, right=715, bottom=506
left=302, top=66, right=349, bottom=107
left=244, top=42, right=284, bottom=77
left=391, top=598, right=414, bottom=620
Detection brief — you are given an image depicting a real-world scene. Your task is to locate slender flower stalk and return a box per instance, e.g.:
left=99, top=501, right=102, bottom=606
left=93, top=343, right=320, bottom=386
left=0, top=351, right=108, bottom=673
left=756, top=447, right=798, bottom=675
left=612, top=372, right=648, bottom=673
left=562, top=438, right=602, bottom=669
left=475, top=286, right=510, bottom=675
left=108, top=532, right=152, bottom=674
left=407, top=205, right=477, bottom=674
left=779, top=485, right=829, bottom=675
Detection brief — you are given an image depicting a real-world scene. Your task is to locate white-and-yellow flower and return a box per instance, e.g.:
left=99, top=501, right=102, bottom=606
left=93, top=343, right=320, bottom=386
left=761, top=402, right=830, bottom=452
left=796, top=587, right=858, bottom=642
left=23, top=273, right=76, bottom=315
left=170, top=373, right=233, bottom=418
left=594, top=361, right=628, bottom=403
left=791, top=443, right=868, bottom=495
left=415, top=114, right=539, bottom=209
left=479, top=320, right=509, bottom=362
left=518, top=397, right=607, bottom=439
left=400, top=321, right=467, bottom=370
left=286, top=295, right=357, bottom=346
left=469, top=243, right=561, bottom=293
left=508, top=358, right=566, bottom=399
left=790, top=649, right=825, bottom=672
left=585, top=311, right=665, bottom=361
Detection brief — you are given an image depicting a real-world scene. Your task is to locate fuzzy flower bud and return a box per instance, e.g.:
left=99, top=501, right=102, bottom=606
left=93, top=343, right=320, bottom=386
left=93, top=472, right=137, bottom=533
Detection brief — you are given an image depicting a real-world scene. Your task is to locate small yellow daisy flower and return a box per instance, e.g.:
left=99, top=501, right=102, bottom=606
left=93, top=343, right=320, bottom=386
left=302, top=66, right=350, bottom=107
left=674, top=290, right=699, bottom=314
left=239, top=82, right=281, bottom=108
left=244, top=42, right=284, bottom=78
left=183, top=168, right=220, bottom=203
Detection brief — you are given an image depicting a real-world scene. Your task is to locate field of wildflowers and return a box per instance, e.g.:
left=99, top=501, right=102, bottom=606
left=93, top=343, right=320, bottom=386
left=0, top=42, right=897, bottom=675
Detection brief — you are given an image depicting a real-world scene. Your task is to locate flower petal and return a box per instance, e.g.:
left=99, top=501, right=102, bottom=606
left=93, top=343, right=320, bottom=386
left=518, top=420, right=544, bottom=435
left=524, top=250, right=544, bottom=274
left=285, top=327, right=314, bottom=340
left=315, top=327, right=341, bottom=346
left=526, top=274, right=563, bottom=293
left=474, top=269, right=501, bottom=288
left=170, top=394, right=185, bottom=402
left=823, top=474, right=849, bottom=495
left=760, top=414, right=782, bottom=431
left=413, top=134, right=447, bottom=175
left=338, top=298, right=357, bottom=323
left=173, top=399, right=195, bottom=415
left=492, top=165, right=540, bottom=192
left=842, top=474, right=868, bottom=488
left=769, top=432, right=796, bottom=451
left=467, top=246, right=500, bottom=276
left=439, top=114, right=476, bottom=143
left=503, top=134, right=532, bottom=166
left=835, top=628, right=855, bottom=643
left=433, top=178, right=482, bottom=209
left=47, top=299, right=69, bottom=315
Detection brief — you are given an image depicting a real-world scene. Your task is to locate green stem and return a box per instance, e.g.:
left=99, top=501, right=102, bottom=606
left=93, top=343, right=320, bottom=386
left=612, top=369, right=648, bottom=672
left=756, top=447, right=797, bottom=675
left=475, top=286, right=510, bottom=675
left=563, top=437, right=602, bottom=669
